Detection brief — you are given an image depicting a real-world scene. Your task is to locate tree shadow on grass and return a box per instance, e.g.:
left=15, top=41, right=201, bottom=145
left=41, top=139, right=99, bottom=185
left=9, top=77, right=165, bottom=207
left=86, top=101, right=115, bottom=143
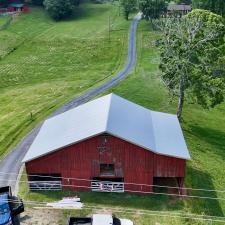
left=189, top=125, right=225, bottom=160
left=186, top=166, right=224, bottom=217
left=62, top=3, right=112, bottom=21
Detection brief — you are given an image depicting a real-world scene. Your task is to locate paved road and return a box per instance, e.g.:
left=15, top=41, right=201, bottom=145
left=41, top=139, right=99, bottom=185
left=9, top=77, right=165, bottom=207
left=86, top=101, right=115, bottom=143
left=0, top=14, right=141, bottom=193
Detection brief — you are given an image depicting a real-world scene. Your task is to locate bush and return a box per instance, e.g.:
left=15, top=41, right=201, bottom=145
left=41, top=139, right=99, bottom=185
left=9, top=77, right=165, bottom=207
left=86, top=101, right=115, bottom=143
left=43, top=0, right=74, bottom=20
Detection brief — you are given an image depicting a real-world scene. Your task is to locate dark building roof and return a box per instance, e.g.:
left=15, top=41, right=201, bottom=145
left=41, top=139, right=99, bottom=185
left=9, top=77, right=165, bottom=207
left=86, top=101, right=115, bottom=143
left=9, top=3, right=24, bottom=8
left=167, top=4, right=192, bottom=11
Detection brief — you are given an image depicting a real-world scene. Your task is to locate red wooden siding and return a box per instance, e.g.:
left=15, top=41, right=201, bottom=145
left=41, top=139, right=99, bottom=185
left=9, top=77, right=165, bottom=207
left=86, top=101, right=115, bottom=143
left=26, top=134, right=186, bottom=193
left=153, top=154, right=186, bottom=177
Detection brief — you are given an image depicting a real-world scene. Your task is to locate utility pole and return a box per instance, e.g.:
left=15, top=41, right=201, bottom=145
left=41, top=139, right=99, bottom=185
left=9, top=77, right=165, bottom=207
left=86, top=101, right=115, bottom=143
left=108, top=15, right=111, bottom=42
left=118, top=0, right=120, bottom=16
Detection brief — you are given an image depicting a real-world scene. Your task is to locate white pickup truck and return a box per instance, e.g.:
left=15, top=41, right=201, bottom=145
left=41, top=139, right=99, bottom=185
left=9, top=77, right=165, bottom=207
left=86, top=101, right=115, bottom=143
left=68, top=214, right=134, bottom=225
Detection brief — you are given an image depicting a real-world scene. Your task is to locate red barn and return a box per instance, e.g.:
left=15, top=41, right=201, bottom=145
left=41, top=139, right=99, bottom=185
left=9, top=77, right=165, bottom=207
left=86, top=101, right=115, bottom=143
left=8, top=3, right=29, bottom=13
left=23, top=94, right=191, bottom=193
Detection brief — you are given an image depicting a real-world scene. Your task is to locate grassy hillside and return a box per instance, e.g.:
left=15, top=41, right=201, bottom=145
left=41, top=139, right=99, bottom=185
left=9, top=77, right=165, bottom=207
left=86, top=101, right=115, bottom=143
left=0, top=3, right=130, bottom=158
left=19, top=21, right=225, bottom=225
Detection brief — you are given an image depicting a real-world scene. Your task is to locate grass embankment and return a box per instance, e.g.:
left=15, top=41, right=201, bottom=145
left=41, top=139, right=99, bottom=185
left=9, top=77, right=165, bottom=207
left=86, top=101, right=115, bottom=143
left=19, top=21, right=225, bottom=225
left=0, top=3, right=130, bottom=158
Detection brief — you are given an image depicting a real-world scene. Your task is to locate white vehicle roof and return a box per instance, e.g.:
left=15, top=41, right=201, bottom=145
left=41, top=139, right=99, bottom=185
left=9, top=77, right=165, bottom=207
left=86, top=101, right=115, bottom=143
left=23, top=93, right=191, bottom=162
left=119, top=218, right=134, bottom=225
left=92, top=214, right=113, bottom=225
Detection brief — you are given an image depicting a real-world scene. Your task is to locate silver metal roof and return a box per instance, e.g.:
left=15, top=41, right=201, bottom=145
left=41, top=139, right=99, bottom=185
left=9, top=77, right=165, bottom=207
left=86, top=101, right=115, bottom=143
left=23, top=93, right=191, bottom=162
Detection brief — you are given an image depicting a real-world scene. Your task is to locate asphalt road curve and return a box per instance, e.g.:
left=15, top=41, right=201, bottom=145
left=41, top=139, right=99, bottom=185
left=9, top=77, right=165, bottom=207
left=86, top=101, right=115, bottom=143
left=0, top=13, right=142, bottom=193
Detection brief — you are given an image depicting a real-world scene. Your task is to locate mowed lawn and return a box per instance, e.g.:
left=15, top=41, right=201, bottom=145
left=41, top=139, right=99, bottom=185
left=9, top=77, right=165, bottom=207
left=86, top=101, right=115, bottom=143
left=19, top=21, right=225, bottom=225
left=0, top=3, right=130, bottom=158
left=0, top=16, right=9, bottom=27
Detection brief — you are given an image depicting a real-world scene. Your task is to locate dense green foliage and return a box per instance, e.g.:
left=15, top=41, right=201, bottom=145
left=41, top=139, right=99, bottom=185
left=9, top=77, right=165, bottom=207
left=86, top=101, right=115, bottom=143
left=43, top=0, right=74, bottom=20
left=192, top=0, right=225, bottom=17
left=175, top=0, right=191, bottom=4
left=139, top=0, right=166, bottom=20
left=0, top=0, right=25, bottom=6
left=31, top=0, right=44, bottom=6
left=159, top=9, right=225, bottom=118
left=120, top=0, right=137, bottom=20
left=0, top=0, right=9, bottom=7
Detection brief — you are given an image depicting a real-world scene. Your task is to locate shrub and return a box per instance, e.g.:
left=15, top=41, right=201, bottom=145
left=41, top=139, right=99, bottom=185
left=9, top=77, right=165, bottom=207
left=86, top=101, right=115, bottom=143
left=43, top=0, right=74, bottom=20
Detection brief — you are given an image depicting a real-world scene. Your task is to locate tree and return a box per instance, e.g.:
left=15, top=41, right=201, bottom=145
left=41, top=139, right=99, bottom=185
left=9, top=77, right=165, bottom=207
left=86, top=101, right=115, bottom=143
left=120, top=0, right=137, bottom=20
left=73, top=0, right=80, bottom=6
left=192, top=0, right=225, bottom=17
left=158, top=10, right=225, bottom=119
left=43, top=0, right=74, bottom=20
left=139, top=0, right=166, bottom=20
left=32, top=0, right=44, bottom=6
left=0, top=0, right=10, bottom=7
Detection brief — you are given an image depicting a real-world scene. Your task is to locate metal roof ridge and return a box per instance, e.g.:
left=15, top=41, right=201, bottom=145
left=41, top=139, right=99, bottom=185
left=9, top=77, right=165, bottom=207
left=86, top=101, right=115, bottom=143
left=105, top=93, right=115, bottom=132
left=149, top=110, right=157, bottom=153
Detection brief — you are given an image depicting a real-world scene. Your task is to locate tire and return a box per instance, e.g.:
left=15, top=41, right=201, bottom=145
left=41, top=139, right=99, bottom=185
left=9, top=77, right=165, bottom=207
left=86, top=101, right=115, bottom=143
left=12, top=215, right=20, bottom=225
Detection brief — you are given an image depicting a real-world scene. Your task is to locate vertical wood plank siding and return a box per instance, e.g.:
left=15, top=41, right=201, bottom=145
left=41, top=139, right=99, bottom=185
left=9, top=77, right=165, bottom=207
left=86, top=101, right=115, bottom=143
left=26, top=134, right=186, bottom=193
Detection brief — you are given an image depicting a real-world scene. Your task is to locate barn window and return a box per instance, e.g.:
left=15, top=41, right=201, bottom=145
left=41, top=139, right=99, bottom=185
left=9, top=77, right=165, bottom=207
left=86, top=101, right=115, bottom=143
left=100, top=164, right=115, bottom=176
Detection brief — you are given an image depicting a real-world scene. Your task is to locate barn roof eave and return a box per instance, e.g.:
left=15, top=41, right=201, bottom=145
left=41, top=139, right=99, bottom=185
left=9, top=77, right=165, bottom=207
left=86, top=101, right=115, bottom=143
left=23, top=130, right=191, bottom=163
left=22, top=131, right=107, bottom=163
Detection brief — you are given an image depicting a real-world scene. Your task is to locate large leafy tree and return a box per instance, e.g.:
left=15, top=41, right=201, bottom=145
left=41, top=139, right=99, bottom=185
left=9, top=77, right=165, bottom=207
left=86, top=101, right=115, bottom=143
left=120, top=0, right=137, bottom=20
left=140, top=0, right=166, bottom=20
left=0, top=0, right=10, bottom=7
left=159, top=10, right=225, bottom=119
left=44, top=0, right=74, bottom=20
left=192, top=0, right=225, bottom=17
left=32, top=0, right=44, bottom=6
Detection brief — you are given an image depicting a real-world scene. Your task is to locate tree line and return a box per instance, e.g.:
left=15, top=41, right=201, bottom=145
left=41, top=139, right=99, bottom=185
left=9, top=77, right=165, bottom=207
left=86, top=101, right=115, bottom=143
left=120, top=0, right=225, bottom=21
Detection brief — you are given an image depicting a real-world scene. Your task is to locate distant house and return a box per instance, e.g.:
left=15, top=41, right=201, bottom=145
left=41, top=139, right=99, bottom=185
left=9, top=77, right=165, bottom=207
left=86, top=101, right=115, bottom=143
left=167, top=4, right=192, bottom=17
left=8, top=3, right=29, bottom=13
left=0, top=1, right=28, bottom=15
left=23, top=94, right=191, bottom=194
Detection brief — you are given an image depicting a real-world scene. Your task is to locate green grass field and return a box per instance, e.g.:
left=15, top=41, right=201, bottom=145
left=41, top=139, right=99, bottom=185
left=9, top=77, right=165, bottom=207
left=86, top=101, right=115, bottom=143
left=19, top=19, right=225, bottom=225
left=0, top=16, right=9, bottom=27
left=0, top=3, right=130, bottom=158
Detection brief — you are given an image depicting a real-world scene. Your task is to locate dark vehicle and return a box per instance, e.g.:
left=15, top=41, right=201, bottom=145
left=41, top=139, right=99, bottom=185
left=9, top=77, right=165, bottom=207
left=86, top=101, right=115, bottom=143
left=68, top=217, right=92, bottom=225
left=0, top=187, right=24, bottom=225
left=68, top=214, right=133, bottom=225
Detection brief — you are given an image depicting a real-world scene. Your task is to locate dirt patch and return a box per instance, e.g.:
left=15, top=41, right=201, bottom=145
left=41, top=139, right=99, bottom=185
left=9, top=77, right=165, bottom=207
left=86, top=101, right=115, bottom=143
left=21, top=208, right=63, bottom=225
